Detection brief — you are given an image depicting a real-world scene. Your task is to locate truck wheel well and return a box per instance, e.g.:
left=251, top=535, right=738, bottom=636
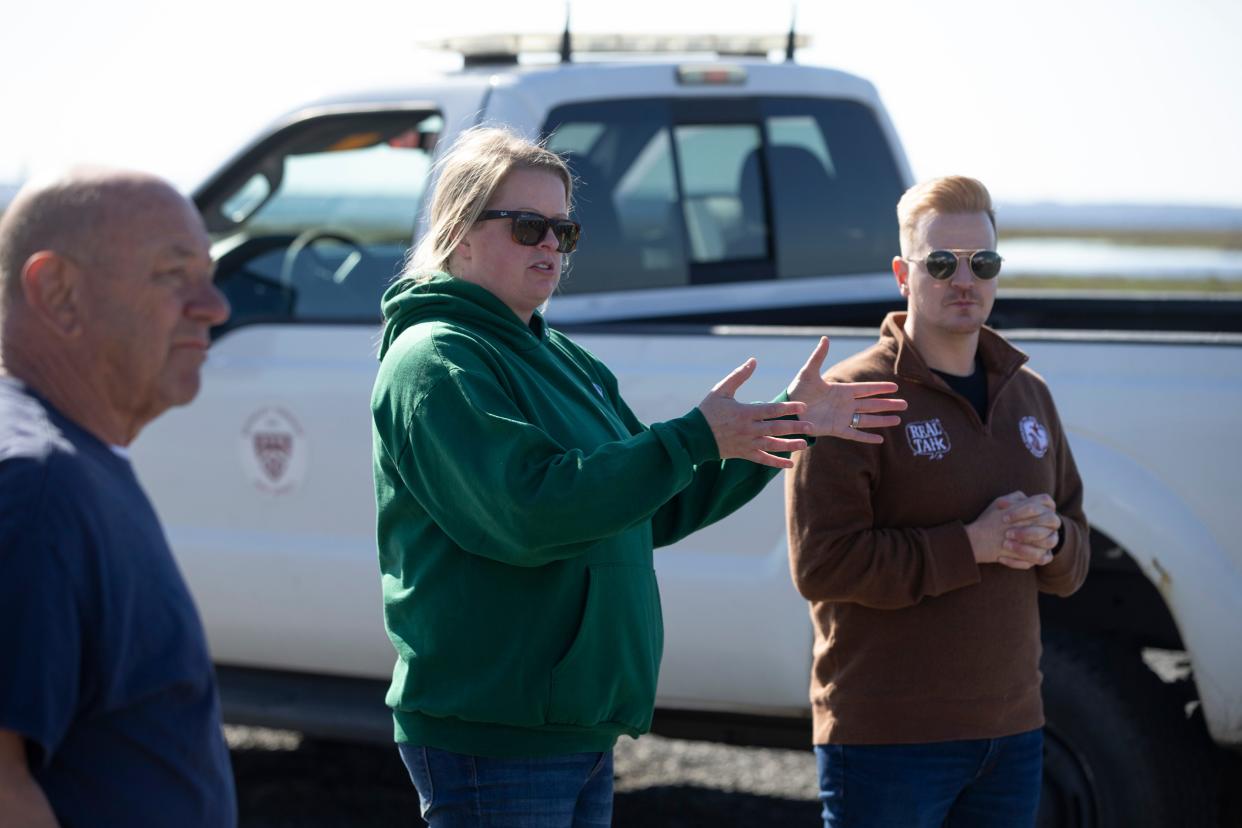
left=1038, top=527, right=1182, bottom=650
left=1040, top=630, right=1220, bottom=826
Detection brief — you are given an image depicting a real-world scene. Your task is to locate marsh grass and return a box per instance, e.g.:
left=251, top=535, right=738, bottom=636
left=1003, top=228, right=1242, bottom=250
left=1002, top=274, right=1242, bottom=293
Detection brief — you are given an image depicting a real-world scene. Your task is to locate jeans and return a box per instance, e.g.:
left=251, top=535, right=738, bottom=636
left=397, top=743, right=613, bottom=828
left=815, top=728, right=1043, bottom=828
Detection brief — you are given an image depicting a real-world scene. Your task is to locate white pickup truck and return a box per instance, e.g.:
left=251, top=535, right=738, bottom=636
left=131, top=35, right=1241, bottom=826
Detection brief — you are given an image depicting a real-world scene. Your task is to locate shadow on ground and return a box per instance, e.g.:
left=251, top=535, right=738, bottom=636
left=230, top=738, right=819, bottom=827
left=231, top=732, right=1242, bottom=828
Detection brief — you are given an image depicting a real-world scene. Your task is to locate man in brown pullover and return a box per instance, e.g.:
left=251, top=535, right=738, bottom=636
left=786, top=176, right=1089, bottom=827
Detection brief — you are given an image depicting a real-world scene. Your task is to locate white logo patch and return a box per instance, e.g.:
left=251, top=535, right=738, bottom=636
left=905, top=418, right=952, bottom=460
left=1019, top=416, right=1050, bottom=458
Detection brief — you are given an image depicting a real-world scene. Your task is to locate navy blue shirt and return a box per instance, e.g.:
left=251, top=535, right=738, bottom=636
left=0, top=379, right=236, bottom=827
left=932, top=355, right=989, bottom=422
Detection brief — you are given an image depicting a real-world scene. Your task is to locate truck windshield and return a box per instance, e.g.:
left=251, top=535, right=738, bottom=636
left=200, top=112, right=441, bottom=327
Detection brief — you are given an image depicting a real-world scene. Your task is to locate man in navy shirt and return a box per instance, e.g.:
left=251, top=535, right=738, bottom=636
left=0, top=169, right=235, bottom=826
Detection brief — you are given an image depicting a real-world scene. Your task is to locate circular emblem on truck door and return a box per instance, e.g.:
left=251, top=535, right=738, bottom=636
left=239, top=407, right=308, bottom=495
left=1019, top=416, right=1050, bottom=459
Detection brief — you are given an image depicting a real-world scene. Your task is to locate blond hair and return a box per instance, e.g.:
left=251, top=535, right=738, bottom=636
left=400, top=126, right=573, bottom=281
left=896, top=176, right=996, bottom=256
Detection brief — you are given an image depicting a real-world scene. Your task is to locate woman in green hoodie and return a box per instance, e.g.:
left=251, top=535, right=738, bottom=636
left=371, top=126, right=906, bottom=827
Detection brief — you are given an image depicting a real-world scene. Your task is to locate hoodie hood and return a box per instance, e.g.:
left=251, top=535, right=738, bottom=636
left=378, top=272, right=548, bottom=360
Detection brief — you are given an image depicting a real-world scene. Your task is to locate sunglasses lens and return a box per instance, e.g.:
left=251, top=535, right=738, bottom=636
left=924, top=250, right=958, bottom=280
left=551, top=221, right=580, bottom=253
left=971, top=251, right=1002, bottom=279
left=507, top=214, right=580, bottom=252
left=511, top=216, right=547, bottom=246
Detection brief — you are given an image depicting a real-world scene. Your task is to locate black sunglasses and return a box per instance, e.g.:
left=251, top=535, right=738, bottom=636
left=909, top=249, right=1003, bottom=280
left=478, top=210, right=581, bottom=254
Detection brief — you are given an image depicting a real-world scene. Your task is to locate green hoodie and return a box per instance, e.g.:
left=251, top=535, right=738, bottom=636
left=371, top=273, right=783, bottom=757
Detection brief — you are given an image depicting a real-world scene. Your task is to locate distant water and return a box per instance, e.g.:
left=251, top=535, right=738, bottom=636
left=1001, top=238, right=1241, bottom=281
left=999, top=202, right=1242, bottom=234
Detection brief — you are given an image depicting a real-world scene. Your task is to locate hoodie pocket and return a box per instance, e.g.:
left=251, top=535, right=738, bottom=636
left=547, top=564, right=663, bottom=732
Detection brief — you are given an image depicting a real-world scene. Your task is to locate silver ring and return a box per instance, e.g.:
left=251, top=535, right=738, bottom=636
left=850, top=412, right=862, bottom=429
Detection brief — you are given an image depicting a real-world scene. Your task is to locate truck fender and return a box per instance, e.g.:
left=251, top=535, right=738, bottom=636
left=1070, top=432, right=1242, bottom=745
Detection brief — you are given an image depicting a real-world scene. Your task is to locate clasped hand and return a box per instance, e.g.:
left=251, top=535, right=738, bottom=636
left=967, top=491, right=1062, bottom=570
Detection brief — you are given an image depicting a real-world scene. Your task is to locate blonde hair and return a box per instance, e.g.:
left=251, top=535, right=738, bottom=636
left=400, top=126, right=573, bottom=282
left=896, top=176, right=996, bottom=256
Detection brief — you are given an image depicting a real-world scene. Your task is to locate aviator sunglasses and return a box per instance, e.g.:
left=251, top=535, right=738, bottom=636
left=478, top=210, right=582, bottom=254
left=909, top=249, right=1004, bottom=280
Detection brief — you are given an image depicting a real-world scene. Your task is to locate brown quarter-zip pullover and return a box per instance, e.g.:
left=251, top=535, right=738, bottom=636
left=787, top=312, right=1089, bottom=745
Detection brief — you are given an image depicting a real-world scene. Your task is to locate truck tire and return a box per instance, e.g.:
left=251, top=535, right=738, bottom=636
left=1038, top=632, right=1219, bottom=827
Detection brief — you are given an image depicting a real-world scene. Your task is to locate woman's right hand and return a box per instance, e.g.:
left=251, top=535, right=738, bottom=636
left=698, top=358, right=812, bottom=469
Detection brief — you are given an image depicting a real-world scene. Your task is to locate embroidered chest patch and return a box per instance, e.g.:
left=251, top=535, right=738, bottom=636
left=905, top=418, right=952, bottom=460
left=1019, top=416, right=1050, bottom=458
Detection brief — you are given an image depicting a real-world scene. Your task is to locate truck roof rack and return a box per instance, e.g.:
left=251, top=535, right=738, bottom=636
left=418, top=33, right=812, bottom=67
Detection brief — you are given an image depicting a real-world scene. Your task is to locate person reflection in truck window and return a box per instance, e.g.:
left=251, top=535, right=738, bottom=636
left=369, top=125, right=907, bottom=826
left=787, top=176, right=1090, bottom=828
left=0, top=169, right=236, bottom=827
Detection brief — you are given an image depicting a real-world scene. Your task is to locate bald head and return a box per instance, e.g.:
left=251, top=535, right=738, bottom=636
left=0, top=167, right=225, bottom=443
left=0, top=168, right=199, bottom=311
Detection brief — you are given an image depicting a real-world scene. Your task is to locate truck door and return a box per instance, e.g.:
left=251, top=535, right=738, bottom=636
left=130, top=108, right=441, bottom=678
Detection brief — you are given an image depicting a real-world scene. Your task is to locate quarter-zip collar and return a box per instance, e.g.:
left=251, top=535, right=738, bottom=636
left=883, top=312, right=1028, bottom=429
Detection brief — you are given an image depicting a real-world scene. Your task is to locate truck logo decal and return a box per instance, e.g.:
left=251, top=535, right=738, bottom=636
left=905, top=418, right=951, bottom=460
left=239, top=407, right=308, bottom=495
left=1019, top=416, right=1050, bottom=458
left=253, top=432, right=293, bottom=481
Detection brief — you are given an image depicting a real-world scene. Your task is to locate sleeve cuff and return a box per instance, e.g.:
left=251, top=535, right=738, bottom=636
left=922, top=522, right=982, bottom=596
left=1041, top=520, right=1082, bottom=576
left=1050, top=524, right=1068, bottom=555
left=663, top=407, right=721, bottom=465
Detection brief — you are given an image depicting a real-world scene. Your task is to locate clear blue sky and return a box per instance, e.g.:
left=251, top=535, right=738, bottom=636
left=3, top=0, right=1239, bottom=206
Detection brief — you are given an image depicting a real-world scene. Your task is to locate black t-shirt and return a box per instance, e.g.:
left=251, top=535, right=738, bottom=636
left=0, top=379, right=236, bottom=828
left=932, top=356, right=988, bottom=422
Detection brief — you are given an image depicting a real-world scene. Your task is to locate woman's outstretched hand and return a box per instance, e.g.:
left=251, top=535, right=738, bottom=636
left=699, top=358, right=813, bottom=469
left=786, top=337, right=907, bottom=444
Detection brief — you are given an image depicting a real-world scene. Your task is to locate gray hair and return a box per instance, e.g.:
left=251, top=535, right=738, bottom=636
left=0, top=168, right=169, bottom=312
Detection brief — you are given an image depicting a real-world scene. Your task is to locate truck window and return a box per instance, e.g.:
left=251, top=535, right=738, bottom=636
left=544, top=97, right=903, bottom=296
left=201, top=112, right=441, bottom=329
left=759, top=98, right=904, bottom=279
left=546, top=100, right=690, bottom=295
left=674, top=124, right=766, bottom=263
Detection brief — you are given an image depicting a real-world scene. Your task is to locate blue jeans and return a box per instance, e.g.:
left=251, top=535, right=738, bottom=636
left=815, top=729, right=1043, bottom=828
left=397, top=743, right=613, bottom=828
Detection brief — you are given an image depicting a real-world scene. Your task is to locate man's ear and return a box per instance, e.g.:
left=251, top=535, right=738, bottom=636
left=892, top=256, right=910, bottom=297
left=21, top=252, right=82, bottom=336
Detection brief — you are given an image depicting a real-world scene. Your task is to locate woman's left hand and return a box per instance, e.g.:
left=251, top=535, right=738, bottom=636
left=787, top=337, right=908, bottom=444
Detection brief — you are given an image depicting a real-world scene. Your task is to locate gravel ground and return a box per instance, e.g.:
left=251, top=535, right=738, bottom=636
left=227, top=726, right=820, bottom=827
left=229, top=723, right=1242, bottom=827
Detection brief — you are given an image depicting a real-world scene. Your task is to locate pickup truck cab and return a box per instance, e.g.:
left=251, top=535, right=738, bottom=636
left=131, top=34, right=1242, bottom=827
